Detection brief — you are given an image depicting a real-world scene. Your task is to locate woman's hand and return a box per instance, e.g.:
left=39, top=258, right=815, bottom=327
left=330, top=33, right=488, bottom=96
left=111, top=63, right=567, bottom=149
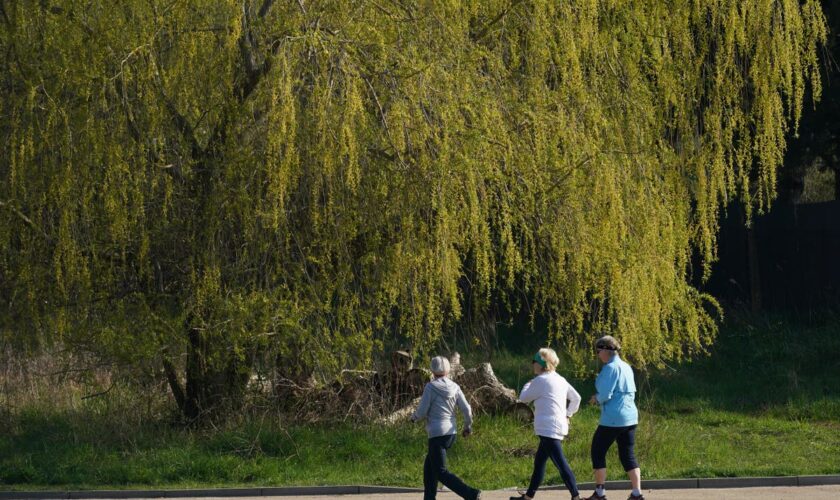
left=462, top=427, right=472, bottom=438
left=589, top=394, right=599, bottom=406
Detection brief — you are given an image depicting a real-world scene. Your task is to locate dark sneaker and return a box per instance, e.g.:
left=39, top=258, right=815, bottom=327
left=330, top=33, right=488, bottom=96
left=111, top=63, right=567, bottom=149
left=627, top=495, right=645, bottom=500
left=584, top=494, right=607, bottom=500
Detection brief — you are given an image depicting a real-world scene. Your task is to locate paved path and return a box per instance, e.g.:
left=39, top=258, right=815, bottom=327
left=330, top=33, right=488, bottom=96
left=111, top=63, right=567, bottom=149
left=130, top=484, right=839, bottom=499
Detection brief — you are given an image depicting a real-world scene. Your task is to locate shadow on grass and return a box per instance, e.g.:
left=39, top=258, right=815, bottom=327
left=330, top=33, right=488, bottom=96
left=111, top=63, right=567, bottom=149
left=640, top=312, right=840, bottom=420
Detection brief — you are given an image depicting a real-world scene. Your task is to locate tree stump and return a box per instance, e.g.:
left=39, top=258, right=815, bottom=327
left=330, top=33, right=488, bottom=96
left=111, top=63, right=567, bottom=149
left=456, top=363, right=526, bottom=417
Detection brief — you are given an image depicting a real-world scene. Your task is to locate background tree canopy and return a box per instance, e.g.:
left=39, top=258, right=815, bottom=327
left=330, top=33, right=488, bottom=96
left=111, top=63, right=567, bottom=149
left=0, top=0, right=827, bottom=418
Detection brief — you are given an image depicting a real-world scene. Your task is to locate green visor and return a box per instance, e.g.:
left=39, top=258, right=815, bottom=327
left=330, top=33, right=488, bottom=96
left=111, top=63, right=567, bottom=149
left=533, top=352, right=547, bottom=368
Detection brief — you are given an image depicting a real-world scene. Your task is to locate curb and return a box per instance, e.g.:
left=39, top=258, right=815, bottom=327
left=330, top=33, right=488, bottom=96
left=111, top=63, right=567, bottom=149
left=0, top=486, right=422, bottom=499
left=1, top=476, right=840, bottom=499
left=536, top=474, right=840, bottom=492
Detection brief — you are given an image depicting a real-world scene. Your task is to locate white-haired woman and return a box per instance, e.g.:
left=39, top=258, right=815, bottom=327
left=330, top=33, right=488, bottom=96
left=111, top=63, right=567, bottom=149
left=411, top=356, right=482, bottom=500
left=510, top=348, right=582, bottom=500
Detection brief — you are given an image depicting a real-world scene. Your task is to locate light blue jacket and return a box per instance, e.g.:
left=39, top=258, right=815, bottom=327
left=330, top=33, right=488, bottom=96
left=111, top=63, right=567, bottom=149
left=595, top=354, right=638, bottom=427
left=412, top=377, right=473, bottom=438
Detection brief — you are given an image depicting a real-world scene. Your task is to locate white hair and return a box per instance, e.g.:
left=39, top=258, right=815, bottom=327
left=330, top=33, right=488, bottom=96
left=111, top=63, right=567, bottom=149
left=538, top=348, right=560, bottom=372
left=430, top=356, right=450, bottom=376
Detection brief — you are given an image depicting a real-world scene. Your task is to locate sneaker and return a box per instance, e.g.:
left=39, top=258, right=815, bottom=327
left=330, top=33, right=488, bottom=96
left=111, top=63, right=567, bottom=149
left=509, top=493, right=530, bottom=500
left=584, top=494, right=607, bottom=500
left=627, top=494, right=644, bottom=500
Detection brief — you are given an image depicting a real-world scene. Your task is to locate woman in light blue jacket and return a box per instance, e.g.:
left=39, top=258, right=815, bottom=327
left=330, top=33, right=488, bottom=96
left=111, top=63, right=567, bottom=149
left=584, top=336, right=644, bottom=500
left=411, top=356, right=481, bottom=500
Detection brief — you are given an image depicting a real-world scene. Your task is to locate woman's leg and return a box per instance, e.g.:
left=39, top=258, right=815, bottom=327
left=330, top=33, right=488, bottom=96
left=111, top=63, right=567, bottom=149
left=544, top=438, right=580, bottom=498
left=627, top=468, right=642, bottom=493
left=434, top=434, right=479, bottom=499
left=589, top=426, right=618, bottom=497
left=525, top=437, right=550, bottom=498
left=424, top=438, right=442, bottom=500
left=616, top=426, right=641, bottom=492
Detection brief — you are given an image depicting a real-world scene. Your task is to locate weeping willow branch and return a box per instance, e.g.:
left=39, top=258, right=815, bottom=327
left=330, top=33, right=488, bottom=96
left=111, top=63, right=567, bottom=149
left=471, top=0, right=525, bottom=41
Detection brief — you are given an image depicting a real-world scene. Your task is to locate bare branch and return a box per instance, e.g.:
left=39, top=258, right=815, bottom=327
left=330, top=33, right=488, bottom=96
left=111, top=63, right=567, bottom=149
left=81, top=382, right=116, bottom=400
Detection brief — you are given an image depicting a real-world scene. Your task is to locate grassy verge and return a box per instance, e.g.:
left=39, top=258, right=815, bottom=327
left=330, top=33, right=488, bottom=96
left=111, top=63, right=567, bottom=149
left=1, top=313, right=839, bottom=490
left=2, top=408, right=839, bottom=490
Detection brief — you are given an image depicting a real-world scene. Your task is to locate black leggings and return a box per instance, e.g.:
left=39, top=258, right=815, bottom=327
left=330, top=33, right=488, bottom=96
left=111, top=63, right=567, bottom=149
left=590, top=425, right=639, bottom=471
left=423, top=434, right=478, bottom=500
left=526, top=436, right=579, bottom=498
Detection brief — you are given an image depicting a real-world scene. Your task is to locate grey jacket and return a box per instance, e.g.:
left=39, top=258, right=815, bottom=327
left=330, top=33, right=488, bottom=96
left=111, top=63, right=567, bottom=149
left=412, top=377, right=473, bottom=438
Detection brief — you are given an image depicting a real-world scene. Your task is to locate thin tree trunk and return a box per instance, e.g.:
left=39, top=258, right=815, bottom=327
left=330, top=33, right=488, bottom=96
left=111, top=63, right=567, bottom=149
left=162, top=358, right=186, bottom=416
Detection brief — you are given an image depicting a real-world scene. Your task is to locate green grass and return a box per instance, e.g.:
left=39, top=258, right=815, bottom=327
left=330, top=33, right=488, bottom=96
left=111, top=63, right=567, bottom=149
left=2, top=408, right=839, bottom=490
left=2, top=313, right=839, bottom=490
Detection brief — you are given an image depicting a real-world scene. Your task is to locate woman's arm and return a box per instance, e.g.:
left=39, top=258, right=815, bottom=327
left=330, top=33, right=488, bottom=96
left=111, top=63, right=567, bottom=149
left=595, top=365, right=619, bottom=404
left=566, top=383, right=582, bottom=416
left=411, top=385, right=432, bottom=422
left=518, top=378, right=540, bottom=403
left=456, top=387, right=473, bottom=431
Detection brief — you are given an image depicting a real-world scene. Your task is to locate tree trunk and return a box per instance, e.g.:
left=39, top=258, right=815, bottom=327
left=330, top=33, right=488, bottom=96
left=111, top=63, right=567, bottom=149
left=158, top=324, right=250, bottom=423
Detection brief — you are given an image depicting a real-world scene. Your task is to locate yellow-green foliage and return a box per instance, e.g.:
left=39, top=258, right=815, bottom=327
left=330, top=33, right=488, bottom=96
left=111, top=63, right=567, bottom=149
left=0, top=1, right=826, bottom=372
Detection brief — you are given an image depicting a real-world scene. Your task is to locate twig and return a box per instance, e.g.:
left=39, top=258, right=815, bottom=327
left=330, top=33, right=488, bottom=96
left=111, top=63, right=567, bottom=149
left=471, top=0, right=525, bottom=42
left=81, top=382, right=116, bottom=400
left=0, top=200, right=52, bottom=241
left=361, top=75, right=408, bottom=169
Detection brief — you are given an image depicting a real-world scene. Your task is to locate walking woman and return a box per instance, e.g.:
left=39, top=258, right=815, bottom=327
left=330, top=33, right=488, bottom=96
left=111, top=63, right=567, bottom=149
left=510, top=348, right=582, bottom=500
left=584, top=336, right=644, bottom=500
left=412, top=356, right=482, bottom=500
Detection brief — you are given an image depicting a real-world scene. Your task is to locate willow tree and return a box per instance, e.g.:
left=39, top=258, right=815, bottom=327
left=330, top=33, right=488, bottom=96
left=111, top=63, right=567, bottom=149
left=0, top=0, right=826, bottom=418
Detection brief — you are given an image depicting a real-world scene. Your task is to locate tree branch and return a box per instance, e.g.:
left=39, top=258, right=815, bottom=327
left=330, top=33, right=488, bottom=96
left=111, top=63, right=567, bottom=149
left=82, top=382, right=116, bottom=400
left=235, top=1, right=287, bottom=103
left=362, top=75, right=408, bottom=170
left=149, top=60, right=202, bottom=159
left=40, top=2, right=94, bottom=35
left=240, top=1, right=260, bottom=77
left=163, top=357, right=187, bottom=415
left=258, top=0, right=277, bottom=18
left=471, top=0, right=525, bottom=42
left=539, top=155, right=592, bottom=202
left=0, top=200, right=52, bottom=242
